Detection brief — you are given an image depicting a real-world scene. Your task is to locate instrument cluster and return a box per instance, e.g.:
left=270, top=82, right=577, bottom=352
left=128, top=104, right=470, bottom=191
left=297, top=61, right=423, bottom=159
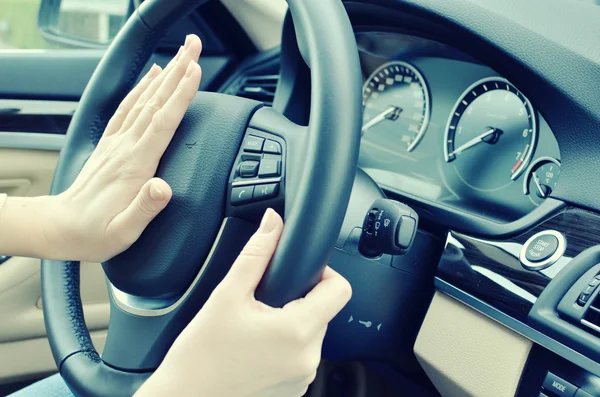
left=357, top=31, right=561, bottom=222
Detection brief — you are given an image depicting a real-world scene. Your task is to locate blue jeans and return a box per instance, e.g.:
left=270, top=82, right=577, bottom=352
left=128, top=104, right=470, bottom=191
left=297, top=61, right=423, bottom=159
left=9, top=374, right=73, bottom=397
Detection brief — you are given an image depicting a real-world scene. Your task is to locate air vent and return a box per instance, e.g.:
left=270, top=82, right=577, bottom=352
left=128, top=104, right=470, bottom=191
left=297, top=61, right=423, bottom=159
left=229, top=74, right=279, bottom=106
left=582, top=296, right=600, bottom=334
left=220, top=49, right=281, bottom=107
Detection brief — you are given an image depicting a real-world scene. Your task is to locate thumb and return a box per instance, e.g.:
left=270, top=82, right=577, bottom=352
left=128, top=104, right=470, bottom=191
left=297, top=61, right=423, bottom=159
left=223, top=208, right=283, bottom=296
left=108, top=178, right=172, bottom=245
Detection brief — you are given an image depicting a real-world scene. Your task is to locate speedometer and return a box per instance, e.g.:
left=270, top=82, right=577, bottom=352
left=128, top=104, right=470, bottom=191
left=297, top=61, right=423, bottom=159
left=444, top=77, right=537, bottom=191
left=362, top=61, right=430, bottom=152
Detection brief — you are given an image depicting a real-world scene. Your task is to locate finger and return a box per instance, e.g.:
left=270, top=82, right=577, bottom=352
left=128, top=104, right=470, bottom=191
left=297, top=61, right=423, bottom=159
left=134, top=60, right=201, bottom=163
left=128, top=34, right=202, bottom=140
left=285, top=266, right=352, bottom=327
left=116, top=45, right=183, bottom=135
left=106, top=178, right=172, bottom=248
left=221, top=208, right=284, bottom=296
left=103, top=64, right=162, bottom=138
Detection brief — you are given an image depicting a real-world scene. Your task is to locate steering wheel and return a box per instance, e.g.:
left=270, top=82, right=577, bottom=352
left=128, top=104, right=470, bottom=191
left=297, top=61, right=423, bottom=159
left=41, top=0, right=361, bottom=395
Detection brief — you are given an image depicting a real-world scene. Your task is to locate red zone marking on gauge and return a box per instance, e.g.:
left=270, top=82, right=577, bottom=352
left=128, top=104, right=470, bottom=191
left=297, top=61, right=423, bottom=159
left=511, top=144, right=530, bottom=174
left=512, top=160, right=522, bottom=173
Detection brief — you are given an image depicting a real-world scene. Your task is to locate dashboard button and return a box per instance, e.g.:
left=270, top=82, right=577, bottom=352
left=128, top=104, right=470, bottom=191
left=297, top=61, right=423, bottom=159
left=239, top=161, right=260, bottom=178
left=243, top=135, right=264, bottom=153
left=521, top=230, right=566, bottom=271
left=258, top=159, right=281, bottom=177
left=578, top=292, right=592, bottom=306
left=583, top=285, right=597, bottom=295
left=575, top=389, right=594, bottom=397
left=231, top=186, right=255, bottom=205
left=263, top=140, right=282, bottom=154
left=525, top=234, right=559, bottom=263
left=253, top=183, right=279, bottom=201
left=542, top=372, right=577, bottom=397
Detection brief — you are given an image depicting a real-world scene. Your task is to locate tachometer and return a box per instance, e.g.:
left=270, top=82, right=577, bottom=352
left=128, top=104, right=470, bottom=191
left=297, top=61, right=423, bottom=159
left=444, top=77, right=537, bottom=191
left=362, top=61, right=430, bottom=152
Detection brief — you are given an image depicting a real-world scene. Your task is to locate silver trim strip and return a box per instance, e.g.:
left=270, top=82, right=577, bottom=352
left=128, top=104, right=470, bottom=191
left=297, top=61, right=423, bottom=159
left=519, top=230, right=567, bottom=271
left=232, top=177, right=281, bottom=187
left=0, top=132, right=65, bottom=151
left=109, top=218, right=228, bottom=317
left=581, top=319, right=600, bottom=334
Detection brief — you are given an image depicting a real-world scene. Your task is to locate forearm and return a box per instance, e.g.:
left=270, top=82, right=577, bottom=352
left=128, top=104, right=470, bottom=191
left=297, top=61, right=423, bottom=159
left=0, top=195, right=58, bottom=259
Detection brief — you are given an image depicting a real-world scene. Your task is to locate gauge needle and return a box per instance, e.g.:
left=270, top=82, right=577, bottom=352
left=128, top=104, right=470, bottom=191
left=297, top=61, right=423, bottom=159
left=532, top=172, right=548, bottom=198
left=448, top=127, right=499, bottom=157
left=362, top=106, right=402, bottom=134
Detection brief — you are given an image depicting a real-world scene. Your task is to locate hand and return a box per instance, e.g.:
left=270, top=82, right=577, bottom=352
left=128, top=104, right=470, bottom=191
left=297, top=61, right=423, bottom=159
left=135, top=209, right=352, bottom=397
left=42, top=35, right=203, bottom=262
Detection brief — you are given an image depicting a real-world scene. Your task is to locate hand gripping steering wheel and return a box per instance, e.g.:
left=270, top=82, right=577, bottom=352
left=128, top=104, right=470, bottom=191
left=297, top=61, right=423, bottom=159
left=41, top=0, right=361, bottom=395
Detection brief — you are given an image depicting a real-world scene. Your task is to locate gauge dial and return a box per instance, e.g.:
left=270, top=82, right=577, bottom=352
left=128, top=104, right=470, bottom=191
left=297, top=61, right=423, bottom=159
left=444, top=77, right=537, bottom=191
left=362, top=61, right=430, bottom=152
left=523, top=157, right=561, bottom=206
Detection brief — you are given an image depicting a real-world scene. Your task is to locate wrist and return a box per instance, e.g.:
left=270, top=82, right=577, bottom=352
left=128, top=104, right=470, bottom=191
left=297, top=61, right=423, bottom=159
left=36, top=194, right=71, bottom=260
left=0, top=195, right=60, bottom=259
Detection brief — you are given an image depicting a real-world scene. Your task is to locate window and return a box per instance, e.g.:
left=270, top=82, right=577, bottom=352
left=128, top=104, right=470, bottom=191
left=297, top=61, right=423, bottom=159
left=0, top=0, right=129, bottom=50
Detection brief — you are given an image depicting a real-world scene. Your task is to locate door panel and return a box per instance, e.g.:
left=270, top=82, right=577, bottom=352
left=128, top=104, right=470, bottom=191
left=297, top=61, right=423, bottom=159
left=0, top=147, right=108, bottom=384
left=0, top=2, right=235, bottom=385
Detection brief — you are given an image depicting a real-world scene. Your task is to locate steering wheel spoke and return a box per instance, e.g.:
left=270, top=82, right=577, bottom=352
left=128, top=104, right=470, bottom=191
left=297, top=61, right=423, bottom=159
left=100, top=217, right=257, bottom=370
left=226, top=106, right=307, bottom=223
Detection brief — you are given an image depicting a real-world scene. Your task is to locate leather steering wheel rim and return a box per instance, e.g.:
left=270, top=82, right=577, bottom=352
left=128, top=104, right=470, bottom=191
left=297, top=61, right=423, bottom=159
left=41, top=0, right=361, bottom=395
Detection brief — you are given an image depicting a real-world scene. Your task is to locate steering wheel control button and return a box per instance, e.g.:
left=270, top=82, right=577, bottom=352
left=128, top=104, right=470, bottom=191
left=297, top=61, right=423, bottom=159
left=242, top=135, right=265, bottom=153
left=542, top=372, right=577, bottom=397
left=239, top=161, right=260, bottom=178
left=359, top=198, right=419, bottom=257
left=253, top=183, right=279, bottom=201
left=520, top=230, right=566, bottom=271
left=231, top=186, right=255, bottom=205
left=258, top=159, right=281, bottom=177
left=263, top=140, right=282, bottom=154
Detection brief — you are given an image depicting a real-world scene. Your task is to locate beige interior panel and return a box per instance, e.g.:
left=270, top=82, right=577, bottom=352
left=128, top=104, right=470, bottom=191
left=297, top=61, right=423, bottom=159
left=220, top=0, right=287, bottom=51
left=0, top=331, right=106, bottom=384
left=415, top=292, right=532, bottom=397
left=0, top=148, right=110, bottom=383
left=0, top=149, right=58, bottom=197
left=0, top=257, right=109, bottom=343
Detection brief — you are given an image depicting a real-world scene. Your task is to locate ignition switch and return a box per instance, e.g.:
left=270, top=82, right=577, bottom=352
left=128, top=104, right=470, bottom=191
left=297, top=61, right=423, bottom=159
left=359, top=198, right=419, bottom=257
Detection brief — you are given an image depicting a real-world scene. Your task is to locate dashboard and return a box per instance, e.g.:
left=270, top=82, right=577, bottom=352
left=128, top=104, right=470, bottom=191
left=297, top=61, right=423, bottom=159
left=356, top=31, right=561, bottom=222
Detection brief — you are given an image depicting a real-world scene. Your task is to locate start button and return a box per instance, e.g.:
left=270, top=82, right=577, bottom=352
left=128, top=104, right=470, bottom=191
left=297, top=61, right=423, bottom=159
left=525, top=234, right=559, bottom=262
left=520, top=230, right=566, bottom=271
